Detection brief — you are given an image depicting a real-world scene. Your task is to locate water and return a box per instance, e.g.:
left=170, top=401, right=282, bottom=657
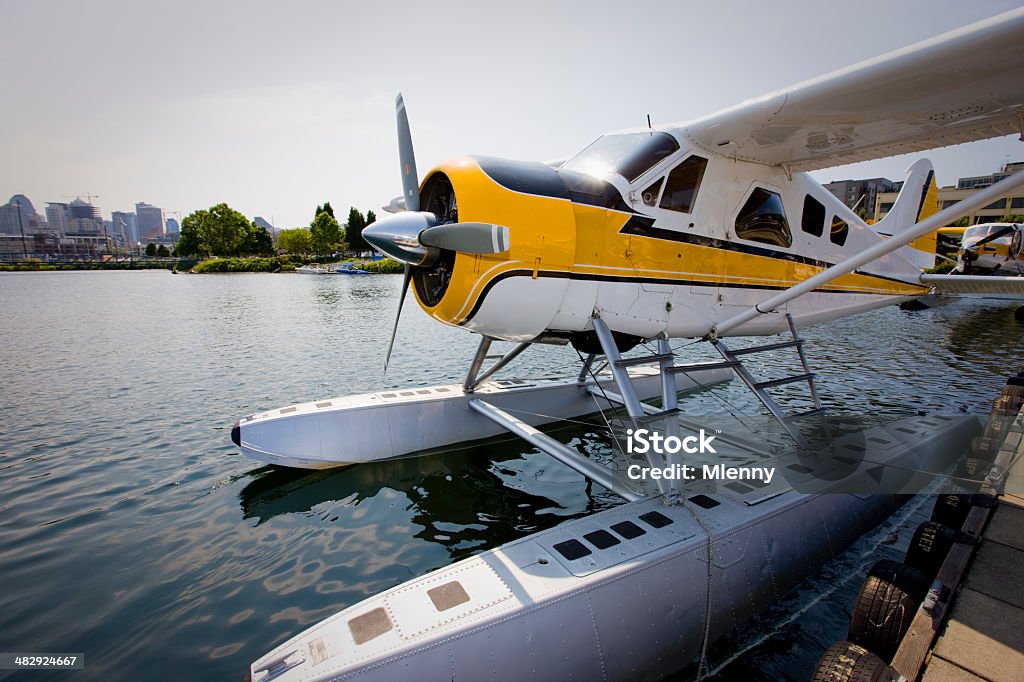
left=0, top=271, right=1020, bottom=681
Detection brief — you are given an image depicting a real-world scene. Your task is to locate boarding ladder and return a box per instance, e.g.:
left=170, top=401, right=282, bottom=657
left=710, top=314, right=826, bottom=450
left=589, top=315, right=824, bottom=454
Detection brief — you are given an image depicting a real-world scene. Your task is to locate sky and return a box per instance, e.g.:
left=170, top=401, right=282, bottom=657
left=3, top=0, right=1023, bottom=228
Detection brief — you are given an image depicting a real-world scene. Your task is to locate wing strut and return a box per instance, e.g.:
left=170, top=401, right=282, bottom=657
left=711, top=169, right=1024, bottom=337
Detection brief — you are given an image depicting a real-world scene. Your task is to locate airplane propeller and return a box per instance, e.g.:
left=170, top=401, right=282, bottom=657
left=364, top=93, right=511, bottom=371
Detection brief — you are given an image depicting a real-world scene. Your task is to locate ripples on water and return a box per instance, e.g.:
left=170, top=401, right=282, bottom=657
left=0, top=271, right=1020, bottom=681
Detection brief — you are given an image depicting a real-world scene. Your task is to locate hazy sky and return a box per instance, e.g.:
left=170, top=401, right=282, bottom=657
left=3, top=0, right=1022, bottom=227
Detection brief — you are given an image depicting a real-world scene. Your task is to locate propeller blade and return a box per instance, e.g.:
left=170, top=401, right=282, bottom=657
left=419, top=222, right=511, bottom=255
left=384, top=264, right=413, bottom=372
left=396, top=93, right=420, bottom=213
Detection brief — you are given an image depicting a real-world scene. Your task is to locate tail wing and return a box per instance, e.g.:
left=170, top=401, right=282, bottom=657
left=873, top=159, right=941, bottom=270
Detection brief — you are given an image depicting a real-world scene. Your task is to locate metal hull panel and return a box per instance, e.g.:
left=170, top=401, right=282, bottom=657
left=237, top=365, right=732, bottom=469
left=250, top=415, right=977, bottom=681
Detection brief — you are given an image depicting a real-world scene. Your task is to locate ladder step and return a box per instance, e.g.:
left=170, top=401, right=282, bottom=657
left=613, top=353, right=675, bottom=368
left=668, top=360, right=739, bottom=373
left=635, top=408, right=680, bottom=426
left=727, top=340, right=803, bottom=356
left=791, top=407, right=827, bottom=419
left=754, top=372, right=815, bottom=390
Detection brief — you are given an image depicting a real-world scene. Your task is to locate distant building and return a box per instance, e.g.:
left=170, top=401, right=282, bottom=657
left=253, top=216, right=275, bottom=236
left=111, top=211, right=139, bottom=245
left=165, top=217, right=180, bottom=236
left=46, top=203, right=70, bottom=235
left=823, top=177, right=898, bottom=214
left=0, top=195, right=43, bottom=235
left=66, top=197, right=104, bottom=235
left=136, top=202, right=164, bottom=241
left=874, top=161, right=1024, bottom=224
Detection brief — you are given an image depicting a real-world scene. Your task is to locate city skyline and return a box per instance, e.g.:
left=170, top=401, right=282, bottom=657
left=3, top=1, right=1023, bottom=228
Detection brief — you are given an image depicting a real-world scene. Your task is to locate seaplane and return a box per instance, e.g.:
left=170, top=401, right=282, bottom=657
left=242, top=9, right=1024, bottom=681
left=955, top=221, right=1024, bottom=275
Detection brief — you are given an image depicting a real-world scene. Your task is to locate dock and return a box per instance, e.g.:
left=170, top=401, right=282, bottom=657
left=918, top=417, right=1024, bottom=682
left=811, top=373, right=1024, bottom=681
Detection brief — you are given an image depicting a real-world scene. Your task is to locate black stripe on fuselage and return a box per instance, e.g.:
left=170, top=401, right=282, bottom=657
left=456, top=269, right=912, bottom=326
left=619, top=220, right=918, bottom=288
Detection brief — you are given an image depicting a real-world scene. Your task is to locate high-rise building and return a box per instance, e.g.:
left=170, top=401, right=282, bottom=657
left=46, top=203, right=69, bottom=235
left=165, top=217, right=180, bottom=236
left=66, top=197, right=103, bottom=234
left=111, top=211, right=139, bottom=245
left=0, top=195, right=42, bottom=235
left=823, top=178, right=898, bottom=215
left=136, top=202, right=164, bottom=241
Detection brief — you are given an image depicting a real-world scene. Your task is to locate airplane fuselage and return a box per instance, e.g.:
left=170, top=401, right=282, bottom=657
left=410, top=132, right=929, bottom=346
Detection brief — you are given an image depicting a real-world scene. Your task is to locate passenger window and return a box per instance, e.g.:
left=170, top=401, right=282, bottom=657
left=830, top=215, right=849, bottom=246
left=735, top=188, right=792, bottom=247
left=801, top=195, right=825, bottom=237
left=641, top=178, right=664, bottom=207
left=659, top=155, right=708, bottom=213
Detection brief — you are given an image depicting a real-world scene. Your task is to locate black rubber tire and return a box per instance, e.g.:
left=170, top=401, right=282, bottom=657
left=848, top=560, right=930, bottom=661
left=811, top=641, right=900, bottom=682
left=931, top=493, right=972, bottom=528
left=905, top=521, right=968, bottom=576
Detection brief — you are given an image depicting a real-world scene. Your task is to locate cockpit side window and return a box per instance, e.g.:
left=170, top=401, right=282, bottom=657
left=801, top=195, right=826, bottom=237
left=641, top=178, right=664, bottom=207
left=735, top=188, right=792, bottom=248
left=561, top=132, right=680, bottom=183
left=659, top=155, right=708, bottom=214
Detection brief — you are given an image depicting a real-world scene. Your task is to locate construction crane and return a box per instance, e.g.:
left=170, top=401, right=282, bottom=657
left=62, top=193, right=100, bottom=205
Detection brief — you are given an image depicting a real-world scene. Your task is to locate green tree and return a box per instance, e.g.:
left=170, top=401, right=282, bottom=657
left=314, top=202, right=336, bottom=221
left=176, top=215, right=202, bottom=256
left=278, top=228, right=312, bottom=254
left=310, top=211, right=343, bottom=257
left=243, top=223, right=274, bottom=255
left=178, top=203, right=251, bottom=257
left=156, top=244, right=170, bottom=257
left=346, top=207, right=369, bottom=252
left=145, top=242, right=157, bottom=257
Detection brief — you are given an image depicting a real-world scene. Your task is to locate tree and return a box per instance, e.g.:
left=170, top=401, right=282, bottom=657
left=278, top=228, right=312, bottom=254
left=314, top=202, right=335, bottom=221
left=310, top=211, right=344, bottom=257
left=145, top=243, right=157, bottom=257
left=346, top=207, right=369, bottom=252
left=177, top=203, right=251, bottom=257
left=243, top=223, right=274, bottom=256
left=156, top=244, right=170, bottom=257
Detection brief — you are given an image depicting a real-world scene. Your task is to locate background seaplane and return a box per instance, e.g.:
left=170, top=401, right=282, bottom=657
left=955, top=221, right=1024, bottom=275
left=244, top=9, right=1024, bottom=682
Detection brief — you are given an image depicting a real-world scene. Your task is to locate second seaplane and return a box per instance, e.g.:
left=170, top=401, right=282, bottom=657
left=242, top=9, right=1024, bottom=682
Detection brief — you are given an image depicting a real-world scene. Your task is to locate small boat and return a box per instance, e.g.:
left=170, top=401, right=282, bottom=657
left=295, top=264, right=333, bottom=275
left=334, top=264, right=369, bottom=275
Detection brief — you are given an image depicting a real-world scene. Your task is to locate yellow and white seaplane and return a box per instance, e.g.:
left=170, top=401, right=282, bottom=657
left=955, top=222, right=1024, bottom=275
left=243, top=9, right=1024, bottom=682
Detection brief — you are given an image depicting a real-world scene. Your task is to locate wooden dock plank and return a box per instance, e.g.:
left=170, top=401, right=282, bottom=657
left=931, top=588, right=1024, bottom=682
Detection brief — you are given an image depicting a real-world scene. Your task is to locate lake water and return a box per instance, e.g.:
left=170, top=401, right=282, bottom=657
left=0, top=271, right=1021, bottom=681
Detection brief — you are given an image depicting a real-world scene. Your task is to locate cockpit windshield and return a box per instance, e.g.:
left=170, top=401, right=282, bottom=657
left=964, top=224, right=1013, bottom=242
left=561, top=131, right=680, bottom=183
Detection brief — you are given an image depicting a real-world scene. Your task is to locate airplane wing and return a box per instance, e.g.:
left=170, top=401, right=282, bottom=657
left=675, top=9, right=1024, bottom=172
left=920, top=274, right=1024, bottom=298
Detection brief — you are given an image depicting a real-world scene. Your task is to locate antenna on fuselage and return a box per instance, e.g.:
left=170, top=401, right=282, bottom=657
left=646, top=114, right=653, bottom=134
